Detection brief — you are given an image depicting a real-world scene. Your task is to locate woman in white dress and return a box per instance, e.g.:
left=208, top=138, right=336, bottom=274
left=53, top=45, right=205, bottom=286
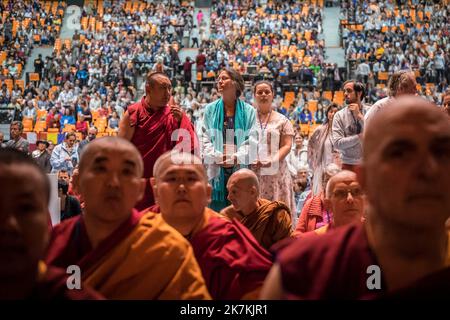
left=250, top=81, right=296, bottom=218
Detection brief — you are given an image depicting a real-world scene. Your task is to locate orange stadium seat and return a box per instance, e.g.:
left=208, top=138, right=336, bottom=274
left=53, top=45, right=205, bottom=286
left=15, top=79, right=24, bottom=91
left=4, top=79, right=13, bottom=93
left=29, top=73, right=40, bottom=82
left=322, top=91, right=333, bottom=101
left=307, top=100, right=318, bottom=113
left=22, top=118, right=33, bottom=132
left=378, top=72, right=389, bottom=81
left=300, top=124, right=310, bottom=136
left=36, top=109, right=47, bottom=120
left=33, top=121, right=47, bottom=133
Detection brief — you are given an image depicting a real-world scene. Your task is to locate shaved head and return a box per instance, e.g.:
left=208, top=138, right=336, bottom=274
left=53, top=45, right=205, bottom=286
left=326, top=170, right=358, bottom=199
left=226, top=169, right=260, bottom=214
left=361, top=95, right=450, bottom=229
left=228, top=169, right=259, bottom=190
left=324, top=170, right=364, bottom=228
left=151, top=151, right=211, bottom=234
left=153, top=151, right=205, bottom=181
left=79, top=137, right=144, bottom=177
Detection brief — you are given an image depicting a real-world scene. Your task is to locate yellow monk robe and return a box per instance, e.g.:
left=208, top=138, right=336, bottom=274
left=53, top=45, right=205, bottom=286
left=46, top=210, right=211, bottom=300
left=220, top=198, right=293, bottom=250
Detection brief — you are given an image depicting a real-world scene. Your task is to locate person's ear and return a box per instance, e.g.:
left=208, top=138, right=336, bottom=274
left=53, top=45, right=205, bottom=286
left=251, top=186, right=258, bottom=198
left=150, top=177, right=158, bottom=201
left=206, top=183, right=212, bottom=205
left=135, top=178, right=147, bottom=203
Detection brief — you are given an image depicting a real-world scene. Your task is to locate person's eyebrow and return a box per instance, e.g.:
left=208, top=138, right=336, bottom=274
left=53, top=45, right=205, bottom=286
left=164, top=168, right=201, bottom=176
left=123, top=160, right=137, bottom=169
left=93, top=156, right=108, bottom=165
left=384, top=139, right=416, bottom=150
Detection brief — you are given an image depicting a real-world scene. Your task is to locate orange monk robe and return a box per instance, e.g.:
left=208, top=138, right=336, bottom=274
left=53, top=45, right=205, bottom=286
left=221, top=198, right=293, bottom=250
left=46, top=211, right=211, bottom=300
left=188, top=208, right=273, bottom=300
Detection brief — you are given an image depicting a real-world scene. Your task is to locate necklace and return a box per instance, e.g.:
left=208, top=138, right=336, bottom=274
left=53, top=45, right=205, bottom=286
left=258, top=110, right=272, bottom=132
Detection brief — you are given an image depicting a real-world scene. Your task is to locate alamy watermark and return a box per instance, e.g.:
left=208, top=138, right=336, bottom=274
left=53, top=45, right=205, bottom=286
left=366, top=265, right=382, bottom=290
left=66, top=265, right=81, bottom=290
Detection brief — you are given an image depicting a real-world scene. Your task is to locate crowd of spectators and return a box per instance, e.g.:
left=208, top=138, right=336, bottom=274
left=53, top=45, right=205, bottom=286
left=0, top=0, right=65, bottom=83
left=340, top=0, right=449, bottom=104
left=2, top=0, right=448, bottom=157
left=202, top=0, right=325, bottom=85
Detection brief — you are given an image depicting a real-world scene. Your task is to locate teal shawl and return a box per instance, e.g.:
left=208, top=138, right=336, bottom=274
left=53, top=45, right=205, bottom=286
left=203, top=98, right=256, bottom=207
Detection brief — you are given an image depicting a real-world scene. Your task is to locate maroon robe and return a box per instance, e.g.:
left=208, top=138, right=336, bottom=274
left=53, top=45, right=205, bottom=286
left=190, top=211, right=273, bottom=300
left=45, top=210, right=143, bottom=271
left=128, top=97, right=198, bottom=210
left=278, top=223, right=385, bottom=299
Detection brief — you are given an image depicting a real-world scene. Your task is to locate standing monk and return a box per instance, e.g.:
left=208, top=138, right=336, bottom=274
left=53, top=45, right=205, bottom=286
left=119, top=71, right=198, bottom=211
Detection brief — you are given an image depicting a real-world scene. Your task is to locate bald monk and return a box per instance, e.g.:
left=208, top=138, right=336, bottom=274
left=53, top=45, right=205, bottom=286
left=220, top=169, right=292, bottom=250
left=0, top=148, right=100, bottom=299
left=312, top=170, right=365, bottom=235
left=45, top=138, right=210, bottom=299
left=150, top=151, right=273, bottom=300
left=261, top=96, right=450, bottom=299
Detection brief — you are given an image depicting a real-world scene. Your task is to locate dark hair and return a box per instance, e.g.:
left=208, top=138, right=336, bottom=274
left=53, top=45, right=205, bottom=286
left=253, top=80, right=273, bottom=94
left=58, top=179, right=69, bottom=195
left=146, top=71, right=170, bottom=88
left=343, top=80, right=366, bottom=100
left=218, top=68, right=245, bottom=97
left=58, top=169, right=69, bottom=176
left=324, top=103, right=339, bottom=125
left=0, top=148, right=50, bottom=203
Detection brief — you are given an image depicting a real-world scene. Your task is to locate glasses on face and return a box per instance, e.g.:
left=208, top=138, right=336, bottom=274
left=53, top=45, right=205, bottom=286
left=68, top=139, right=76, bottom=143
left=332, top=188, right=364, bottom=199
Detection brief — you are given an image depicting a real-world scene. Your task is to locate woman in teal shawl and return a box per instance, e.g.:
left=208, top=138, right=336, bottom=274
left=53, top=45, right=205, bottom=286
left=200, top=68, right=256, bottom=212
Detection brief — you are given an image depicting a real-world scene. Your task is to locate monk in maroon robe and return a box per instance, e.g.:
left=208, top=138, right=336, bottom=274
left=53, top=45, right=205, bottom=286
left=45, top=138, right=210, bottom=299
left=261, top=97, right=450, bottom=299
left=119, top=71, right=198, bottom=210
left=0, top=148, right=101, bottom=300
left=151, top=151, right=273, bottom=300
